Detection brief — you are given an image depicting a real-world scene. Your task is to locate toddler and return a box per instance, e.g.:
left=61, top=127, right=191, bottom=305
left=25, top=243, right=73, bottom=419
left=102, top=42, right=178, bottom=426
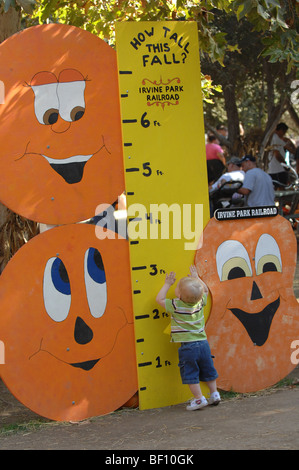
left=156, top=265, right=220, bottom=410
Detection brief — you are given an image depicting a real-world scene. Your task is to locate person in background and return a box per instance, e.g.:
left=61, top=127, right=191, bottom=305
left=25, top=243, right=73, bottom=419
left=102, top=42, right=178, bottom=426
left=209, top=156, right=245, bottom=215
left=238, top=155, right=275, bottom=207
left=209, top=156, right=244, bottom=194
left=216, top=124, right=228, bottom=139
left=208, top=156, right=244, bottom=215
left=268, top=122, right=296, bottom=186
left=206, top=134, right=226, bottom=183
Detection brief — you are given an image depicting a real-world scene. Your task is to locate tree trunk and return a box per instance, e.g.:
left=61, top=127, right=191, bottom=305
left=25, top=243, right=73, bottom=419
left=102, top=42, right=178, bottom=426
left=259, top=96, right=288, bottom=169
left=264, top=61, right=275, bottom=131
left=0, top=5, right=21, bottom=42
left=287, top=97, right=299, bottom=129
left=222, top=82, right=242, bottom=156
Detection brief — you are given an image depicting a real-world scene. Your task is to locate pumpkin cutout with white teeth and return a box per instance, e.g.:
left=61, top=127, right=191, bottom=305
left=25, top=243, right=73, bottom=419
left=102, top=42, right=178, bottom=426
left=195, top=215, right=299, bottom=393
left=0, top=24, right=124, bottom=224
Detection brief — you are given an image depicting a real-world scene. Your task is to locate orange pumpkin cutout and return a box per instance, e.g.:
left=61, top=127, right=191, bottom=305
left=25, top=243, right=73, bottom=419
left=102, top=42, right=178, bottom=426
left=0, top=224, right=137, bottom=421
left=0, top=24, right=124, bottom=225
left=195, top=215, right=299, bottom=393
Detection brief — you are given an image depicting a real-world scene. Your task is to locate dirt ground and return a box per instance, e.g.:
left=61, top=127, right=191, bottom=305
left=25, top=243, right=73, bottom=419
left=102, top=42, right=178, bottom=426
left=0, top=372, right=299, bottom=450
left=1, top=232, right=299, bottom=450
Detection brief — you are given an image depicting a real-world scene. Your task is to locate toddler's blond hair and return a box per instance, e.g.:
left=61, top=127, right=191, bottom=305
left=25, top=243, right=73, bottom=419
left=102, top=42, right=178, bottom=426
left=178, top=277, right=204, bottom=304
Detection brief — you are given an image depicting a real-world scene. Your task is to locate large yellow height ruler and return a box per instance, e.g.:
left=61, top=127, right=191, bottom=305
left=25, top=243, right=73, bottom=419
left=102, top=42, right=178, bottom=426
left=116, top=21, right=210, bottom=410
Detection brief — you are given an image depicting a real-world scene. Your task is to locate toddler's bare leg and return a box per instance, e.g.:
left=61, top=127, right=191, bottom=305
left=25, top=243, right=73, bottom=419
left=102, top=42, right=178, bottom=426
left=206, top=380, right=217, bottom=394
left=188, top=383, right=203, bottom=399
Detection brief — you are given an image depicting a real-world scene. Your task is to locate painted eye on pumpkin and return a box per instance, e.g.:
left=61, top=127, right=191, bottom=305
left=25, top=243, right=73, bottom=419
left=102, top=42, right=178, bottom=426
left=216, top=240, right=252, bottom=281
left=31, top=70, right=85, bottom=125
left=30, top=72, right=59, bottom=126
left=43, top=257, right=71, bottom=322
left=31, top=82, right=60, bottom=125
left=255, top=234, right=282, bottom=275
left=84, top=247, right=107, bottom=319
left=56, top=78, right=86, bottom=123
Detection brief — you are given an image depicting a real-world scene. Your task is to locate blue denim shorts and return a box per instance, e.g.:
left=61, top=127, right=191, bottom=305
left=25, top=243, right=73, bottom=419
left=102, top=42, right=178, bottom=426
left=178, top=340, right=218, bottom=384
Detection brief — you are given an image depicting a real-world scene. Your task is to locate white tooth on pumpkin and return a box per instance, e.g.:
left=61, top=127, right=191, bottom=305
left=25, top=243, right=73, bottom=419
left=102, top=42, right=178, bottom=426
left=42, top=154, right=93, bottom=164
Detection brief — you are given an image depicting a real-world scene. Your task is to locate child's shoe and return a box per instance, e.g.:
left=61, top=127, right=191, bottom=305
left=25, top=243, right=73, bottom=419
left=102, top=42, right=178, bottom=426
left=208, top=391, right=221, bottom=406
left=186, top=396, right=208, bottom=411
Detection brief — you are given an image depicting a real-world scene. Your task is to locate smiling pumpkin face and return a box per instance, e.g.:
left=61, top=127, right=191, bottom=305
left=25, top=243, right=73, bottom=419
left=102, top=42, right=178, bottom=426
left=0, top=224, right=137, bottom=421
left=195, top=215, right=299, bottom=393
left=0, top=24, right=123, bottom=224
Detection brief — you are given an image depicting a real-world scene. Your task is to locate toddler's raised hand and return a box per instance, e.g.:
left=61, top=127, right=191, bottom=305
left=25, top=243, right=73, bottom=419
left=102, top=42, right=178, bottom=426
left=165, top=271, right=176, bottom=286
left=189, top=265, right=199, bottom=279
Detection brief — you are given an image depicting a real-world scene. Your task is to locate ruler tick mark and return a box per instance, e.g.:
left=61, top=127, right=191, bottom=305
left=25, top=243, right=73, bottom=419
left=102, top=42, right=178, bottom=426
left=138, top=362, right=152, bottom=367
left=126, top=168, right=139, bottom=173
left=123, top=119, right=137, bottom=124
left=132, top=266, right=147, bottom=271
left=135, top=314, right=150, bottom=320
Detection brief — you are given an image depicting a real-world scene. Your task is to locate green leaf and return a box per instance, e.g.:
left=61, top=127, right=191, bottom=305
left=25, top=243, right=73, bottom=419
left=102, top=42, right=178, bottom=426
left=256, top=3, right=270, bottom=21
left=235, top=0, right=253, bottom=20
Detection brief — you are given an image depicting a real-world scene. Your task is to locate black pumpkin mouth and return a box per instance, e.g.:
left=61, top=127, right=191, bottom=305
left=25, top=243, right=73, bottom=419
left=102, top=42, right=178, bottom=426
left=49, top=160, right=88, bottom=184
left=229, top=296, right=280, bottom=346
left=70, top=358, right=100, bottom=371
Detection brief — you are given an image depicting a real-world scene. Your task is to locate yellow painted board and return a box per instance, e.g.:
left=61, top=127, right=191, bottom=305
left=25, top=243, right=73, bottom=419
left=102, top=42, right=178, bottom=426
left=116, top=21, right=210, bottom=410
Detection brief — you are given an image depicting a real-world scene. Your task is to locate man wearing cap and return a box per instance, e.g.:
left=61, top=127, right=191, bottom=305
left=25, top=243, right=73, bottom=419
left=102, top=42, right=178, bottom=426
left=209, top=156, right=244, bottom=194
left=209, top=157, right=245, bottom=216
left=238, top=155, right=275, bottom=207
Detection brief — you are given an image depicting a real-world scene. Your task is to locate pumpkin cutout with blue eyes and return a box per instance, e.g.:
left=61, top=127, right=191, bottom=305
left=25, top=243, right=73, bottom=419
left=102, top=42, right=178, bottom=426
left=0, top=224, right=137, bottom=421
left=195, top=215, right=299, bottom=393
left=0, top=24, right=124, bottom=224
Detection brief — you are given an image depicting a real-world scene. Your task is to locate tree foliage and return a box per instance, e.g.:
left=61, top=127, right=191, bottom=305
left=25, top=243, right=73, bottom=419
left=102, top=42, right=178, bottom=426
left=11, top=0, right=297, bottom=73
left=1, top=0, right=298, bottom=152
